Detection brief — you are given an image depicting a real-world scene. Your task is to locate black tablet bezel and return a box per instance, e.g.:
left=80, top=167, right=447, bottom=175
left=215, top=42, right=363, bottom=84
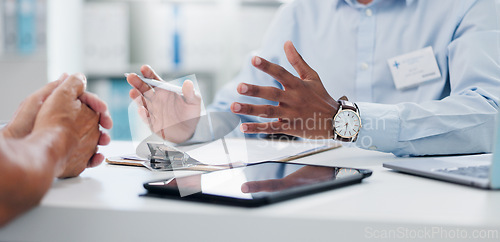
left=143, top=161, right=372, bottom=207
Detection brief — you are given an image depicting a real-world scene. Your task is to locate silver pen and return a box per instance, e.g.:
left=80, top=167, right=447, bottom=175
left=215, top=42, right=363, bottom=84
left=125, top=73, right=184, bottom=95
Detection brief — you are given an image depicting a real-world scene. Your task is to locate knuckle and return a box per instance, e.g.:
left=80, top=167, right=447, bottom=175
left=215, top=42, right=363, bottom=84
left=245, top=105, right=254, bottom=114
left=312, top=71, right=320, bottom=80
left=25, top=95, right=38, bottom=105
left=251, top=182, right=261, bottom=191
left=267, top=123, right=280, bottom=133
left=271, top=180, right=282, bottom=190
left=265, top=106, right=276, bottom=117
left=247, top=124, right=257, bottom=132
left=260, top=61, right=269, bottom=72
left=248, top=85, right=259, bottom=96
left=277, top=67, right=288, bottom=78
left=273, top=89, right=283, bottom=100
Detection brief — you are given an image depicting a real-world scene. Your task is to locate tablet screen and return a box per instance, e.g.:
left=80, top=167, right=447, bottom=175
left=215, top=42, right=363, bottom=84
left=145, top=162, right=366, bottom=200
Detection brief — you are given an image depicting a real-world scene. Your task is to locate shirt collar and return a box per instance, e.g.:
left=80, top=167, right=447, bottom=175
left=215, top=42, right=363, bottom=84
left=340, top=0, right=415, bottom=8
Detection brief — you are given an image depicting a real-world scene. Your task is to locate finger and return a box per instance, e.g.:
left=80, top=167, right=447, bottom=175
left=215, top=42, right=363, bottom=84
left=241, top=179, right=284, bottom=193
left=52, top=73, right=86, bottom=100
left=231, top=102, right=282, bottom=118
left=20, top=80, right=60, bottom=110
left=99, top=111, right=113, bottom=130
left=140, top=65, right=162, bottom=81
left=182, top=80, right=198, bottom=104
left=237, top=83, right=284, bottom=102
left=130, top=89, right=149, bottom=110
left=130, top=89, right=147, bottom=114
left=137, top=106, right=152, bottom=124
left=240, top=121, right=287, bottom=134
left=27, top=78, right=63, bottom=105
left=58, top=73, right=69, bottom=82
left=127, top=73, right=152, bottom=96
left=79, top=92, right=107, bottom=113
left=87, top=153, right=104, bottom=168
left=339, top=96, right=348, bottom=101
left=252, top=56, right=301, bottom=88
left=79, top=92, right=113, bottom=129
left=5, top=80, right=63, bottom=137
left=283, top=41, right=319, bottom=80
left=138, top=106, right=150, bottom=118
left=98, top=131, right=111, bottom=146
left=130, top=88, right=141, bottom=100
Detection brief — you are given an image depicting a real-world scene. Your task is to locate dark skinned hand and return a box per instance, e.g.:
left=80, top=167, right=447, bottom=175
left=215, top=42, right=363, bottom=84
left=231, top=41, right=340, bottom=140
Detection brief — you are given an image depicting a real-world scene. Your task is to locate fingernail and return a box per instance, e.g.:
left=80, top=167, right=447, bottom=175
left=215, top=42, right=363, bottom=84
left=240, top=84, right=248, bottom=94
left=241, top=184, right=249, bottom=193
left=254, top=56, right=262, bottom=66
left=75, top=73, right=85, bottom=80
left=241, top=124, right=248, bottom=132
left=233, top=103, right=242, bottom=112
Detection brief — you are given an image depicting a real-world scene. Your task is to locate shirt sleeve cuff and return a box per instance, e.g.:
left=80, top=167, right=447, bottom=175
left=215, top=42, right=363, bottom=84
left=179, top=112, right=244, bottom=146
left=178, top=115, right=214, bottom=145
left=355, top=102, right=401, bottom=153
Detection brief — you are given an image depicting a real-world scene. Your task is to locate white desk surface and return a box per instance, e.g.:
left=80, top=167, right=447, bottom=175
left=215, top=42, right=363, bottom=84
left=1, top=141, right=500, bottom=242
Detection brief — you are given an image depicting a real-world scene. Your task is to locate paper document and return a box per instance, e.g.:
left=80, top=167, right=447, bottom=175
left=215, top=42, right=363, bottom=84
left=106, top=138, right=341, bottom=172
left=177, top=138, right=341, bottom=166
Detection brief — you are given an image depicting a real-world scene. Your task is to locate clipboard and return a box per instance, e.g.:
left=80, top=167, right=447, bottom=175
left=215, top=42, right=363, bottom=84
left=105, top=156, right=236, bottom=172
left=105, top=140, right=341, bottom=172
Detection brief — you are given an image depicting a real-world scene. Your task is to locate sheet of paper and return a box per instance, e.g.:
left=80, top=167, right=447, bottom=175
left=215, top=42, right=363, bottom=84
left=177, top=138, right=339, bottom=166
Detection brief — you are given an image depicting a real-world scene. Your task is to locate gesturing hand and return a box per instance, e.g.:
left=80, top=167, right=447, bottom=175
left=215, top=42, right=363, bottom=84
left=230, top=41, right=340, bottom=140
left=127, top=65, right=202, bottom=144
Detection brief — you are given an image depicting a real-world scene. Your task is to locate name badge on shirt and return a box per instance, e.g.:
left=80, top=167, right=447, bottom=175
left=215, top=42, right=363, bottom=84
left=387, top=47, right=441, bottom=90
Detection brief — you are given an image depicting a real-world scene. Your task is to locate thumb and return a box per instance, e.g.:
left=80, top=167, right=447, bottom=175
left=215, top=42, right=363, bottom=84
left=284, top=41, right=319, bottom=80
left=182, top=80, right=197, bottom=104
left=51, top=73, right=87, bottom=101
left=4, top=78, right=64, bottom=138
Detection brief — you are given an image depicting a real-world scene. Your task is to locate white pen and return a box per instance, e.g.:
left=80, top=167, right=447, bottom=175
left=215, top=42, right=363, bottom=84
left=125, top=73, right=184, bottom=95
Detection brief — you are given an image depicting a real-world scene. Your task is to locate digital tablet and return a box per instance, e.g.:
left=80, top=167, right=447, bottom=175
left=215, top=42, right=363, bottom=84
left=143, top=162, right=372, bottom=207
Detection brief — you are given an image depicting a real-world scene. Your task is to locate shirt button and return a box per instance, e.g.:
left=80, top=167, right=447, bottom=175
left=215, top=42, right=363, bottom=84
left=365, top=9, right=373, bottom=17
left=361, top=63, right=369, bottom=70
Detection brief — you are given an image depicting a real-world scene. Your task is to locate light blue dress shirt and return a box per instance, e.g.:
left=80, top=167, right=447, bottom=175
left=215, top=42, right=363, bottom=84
left=191, top=0, right=500, bottom=157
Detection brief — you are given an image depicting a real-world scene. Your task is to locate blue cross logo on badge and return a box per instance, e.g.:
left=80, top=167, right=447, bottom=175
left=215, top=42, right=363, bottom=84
left=393, top=61, right=400, bottom=69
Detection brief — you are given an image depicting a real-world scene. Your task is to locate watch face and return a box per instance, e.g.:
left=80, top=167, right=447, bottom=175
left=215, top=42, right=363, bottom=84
left=334, top=110, right=361, bottom=138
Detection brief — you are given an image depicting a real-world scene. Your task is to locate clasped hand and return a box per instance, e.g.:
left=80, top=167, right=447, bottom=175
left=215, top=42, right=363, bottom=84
left=1, top=73, right=113, bottom=178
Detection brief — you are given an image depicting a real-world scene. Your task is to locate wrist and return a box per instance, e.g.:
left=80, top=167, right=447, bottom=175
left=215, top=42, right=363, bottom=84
left=27, top=127, right=75, bottom=172
left=326, top=103, right=339, bottom=140
left=0, top=134, right=58, bottom=222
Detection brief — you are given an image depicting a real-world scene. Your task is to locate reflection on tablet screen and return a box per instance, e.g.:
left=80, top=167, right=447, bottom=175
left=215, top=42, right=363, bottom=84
left=147, top=163, right=362, bottom=200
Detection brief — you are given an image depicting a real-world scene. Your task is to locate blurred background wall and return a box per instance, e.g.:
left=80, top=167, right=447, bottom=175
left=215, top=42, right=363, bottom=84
left=0, top=0, right=288, bottom=139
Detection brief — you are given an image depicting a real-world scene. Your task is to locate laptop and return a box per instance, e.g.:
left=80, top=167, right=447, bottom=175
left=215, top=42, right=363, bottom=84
left=383, top=118, right=500, bottom=189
